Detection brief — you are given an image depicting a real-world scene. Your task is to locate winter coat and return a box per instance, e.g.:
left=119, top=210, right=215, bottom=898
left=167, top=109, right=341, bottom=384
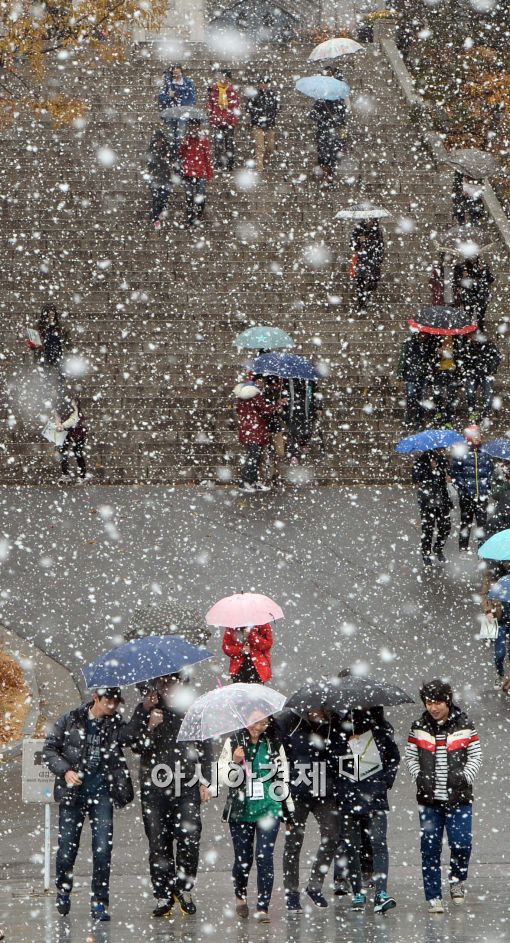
left=405, top=705, right=481, bottom=807
left=453, top=261, right=494, bottom=315
left=131, top=698, right=212, bottom=797
left=282, top=379, right=321, bottom=441
left=147, top=131, right=175, bottom=186
left=234, top=382, right=277, bottom=446
left=246, top=89, right=279, bottom=128
left=276, top=710, right=343, bottom=801
left=412, top=452, right=453, bottom=513
left=451, top=446, right=493, bottom=499
left=350, top=223, right=385, bottom=280
left=309, top=100, right=345, bottom=166
left=462, top=338, right=501, bottom=381
left=218, top=730, right=294, bottom=823
left=222, top=624, right=273, bottom=682
left=327, top=712, right=400, bottom=814
left=43, top=326, right=64, bottom=366
left=207, top=82, right=240, bottom=126
left=397, top=335, right=435, bottom=383
left=159, top=73, right=197, bottom=110
left=60, top=403, right=87, bottom=445
left=43, top=702, right=148, bottom=806
left=179, top=134, right=214, bottom=181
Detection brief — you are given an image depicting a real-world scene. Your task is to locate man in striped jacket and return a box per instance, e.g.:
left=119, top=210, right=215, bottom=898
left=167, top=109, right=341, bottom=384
left=405, top=679, right=481, bottom=913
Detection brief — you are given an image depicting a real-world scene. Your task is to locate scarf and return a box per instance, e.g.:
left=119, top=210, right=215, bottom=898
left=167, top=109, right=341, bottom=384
left=217, top=81, right=229, bottom=111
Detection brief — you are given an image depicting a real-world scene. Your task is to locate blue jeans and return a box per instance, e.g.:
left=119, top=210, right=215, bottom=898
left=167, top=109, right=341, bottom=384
left=56, top=794, right=113, bottom=903
left=229, top=817, right=280, bottom=911
left=419, top=804, right=472, bottom=901
left=466, top=376, right=494, bottom=420
left=494, top=623, right=510, bottom=678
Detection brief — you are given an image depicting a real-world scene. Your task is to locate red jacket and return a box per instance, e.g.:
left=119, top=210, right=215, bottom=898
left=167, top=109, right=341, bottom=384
left=222, top=624, right=273, bottom=682
left=207, top=82, right=240, bottom=127
left=234, top=383, right=277, bottom=446
left=179, top=134, right=214, bottom=180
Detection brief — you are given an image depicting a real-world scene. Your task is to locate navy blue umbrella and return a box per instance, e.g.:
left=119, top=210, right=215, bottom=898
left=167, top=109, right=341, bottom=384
left=83, top=635, right=214, bottom=688
left=396, top=429, right=465, bottom=454
left=488, top=575, right=510, bottom=603
left=251, top=352, right=320, bottom=380
left=483, top=439, right=510, bottom=461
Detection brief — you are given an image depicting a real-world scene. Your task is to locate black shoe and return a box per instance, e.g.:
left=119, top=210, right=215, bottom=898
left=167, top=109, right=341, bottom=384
left=422, top=555, right=433, bottom=566
left=285, top=891, right=303, bottom=912
left=334, top=879, right=349, bottom=896
left=435, top=548, right=446, bottom=563
left=153, top=899, right=175, bottom=917
left=91, top=901, right=110, bottom=922
left=173, top=889, right=196, bottom=915
left=306, top=886, right=328, bottom=908
left=56, top=893, right=71, bottom=916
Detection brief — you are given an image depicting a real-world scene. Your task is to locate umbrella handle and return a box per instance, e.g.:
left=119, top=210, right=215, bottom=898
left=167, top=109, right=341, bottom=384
left=216, top=678, right=224, bottom=688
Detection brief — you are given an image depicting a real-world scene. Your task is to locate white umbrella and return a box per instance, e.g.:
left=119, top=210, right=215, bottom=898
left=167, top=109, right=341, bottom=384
left=308, top=37, right=364, bottom=60
left=336, top=202, right=391, bottom=220
left=177, top=683, right=287, bottom=741
left=433, top=225, right=497, bottom=258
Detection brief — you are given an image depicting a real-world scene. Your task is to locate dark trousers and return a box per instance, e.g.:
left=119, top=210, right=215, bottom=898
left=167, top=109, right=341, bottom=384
left=213, top=125, right=235, bottom=170
left=356, top=270, right=380, bottom=309
left=359, top=811, right=389, bottom=893
left=405, top=380, right=427, bottom=427
left=433, top=374, right=459, bottom=425
left=60, top=439, right=86, bottom=479
left=420, top=504, right=451, bottom=559
left=184, top=177, right=206, bottom=225
left=243, top=443, right=263, bottom=484
left=56, top=794, right=113, bottom=903
left=141, top=788, right=202, bottom=897
left=151, top=185, right=170, bottom=221
left=419, top=804, right=472, bottom=900
left=459, top=494, right=487, bottom=549
left=229, top=817, right=280, bottom=911
left=283, top=796, right=341, bottom=892
left=494, top=623, right=510, bottom=678
left=332, top=812, right=363, bottom=895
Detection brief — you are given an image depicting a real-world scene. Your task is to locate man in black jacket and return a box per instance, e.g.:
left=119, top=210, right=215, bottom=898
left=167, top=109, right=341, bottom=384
left=397, top=331, right=435, bottom=427
left=463, top=331, right=501, bottom=426
left=412, top=450, right=453, bottom=566
left=43, top=686, right=151, bottom=921
left=405, top=680, right=482, bottom=913
left=246, top=76, right=279, bottom=172
left=132, top=673, right=213, bottom=918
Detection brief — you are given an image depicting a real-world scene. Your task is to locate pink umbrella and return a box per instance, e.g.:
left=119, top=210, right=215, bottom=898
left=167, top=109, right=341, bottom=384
left=206, top=593, right=284, bottom=628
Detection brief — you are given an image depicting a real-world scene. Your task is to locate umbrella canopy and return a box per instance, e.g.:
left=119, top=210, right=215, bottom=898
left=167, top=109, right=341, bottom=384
left=161, top=106, right=208, bottom=122
left=234, top=326, right=295, bottom=350
left=125, top=601, right=211, bottom=645
left=251, top=352, right=320, bottom=381
left=177, top=682, right=287, bottom=741
left=434, top=225, right=496, bottom=258
left=206, top=592, right=284, bottom=627
left=284, top=681, right=335, bottom=715
left=83, top=635, right=213, bottom=689
left=409, top=306, right=477, bottom=336
left=488, top=575, right=510, bottom=603
left=444, top=148, right=502, bottom=180
left=335, top=202, right=391, bottom=220
left=479, top=530, right=510, bottom=562
left=295, top=75, right=350, bottom=101
left=396, top=429, right=465, bottom=454
left=286, top=676, right=414, bottom=716
left=480, top=439, right=510, bottom=462
left=308, top=37, right=364, bottom=60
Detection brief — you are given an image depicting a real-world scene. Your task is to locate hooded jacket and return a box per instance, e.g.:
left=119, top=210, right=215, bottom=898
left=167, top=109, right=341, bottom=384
left=234, top=382, right=277, bottom=446
left=451, top=446, right=493, bottom=499
left=222, top=624, right=273, bottom=682
left=159, top=73, right=197, bottom=110
left=405, top=704, right=481, bottom=807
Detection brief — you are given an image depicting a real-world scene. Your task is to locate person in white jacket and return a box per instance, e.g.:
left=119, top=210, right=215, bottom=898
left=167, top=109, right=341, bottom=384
left=218, top=711, right=294, bottom=923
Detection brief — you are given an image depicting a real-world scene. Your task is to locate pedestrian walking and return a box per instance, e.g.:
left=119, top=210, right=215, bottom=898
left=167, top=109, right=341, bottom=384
left=131, top=673, right=212, bottom=918
left=159, top=64, right=197, bottom=145
left=43, top=687, right=152, bottom=921
left=350, top=218, right=385, bottom=312
left=55, top=395, right=88, bottom=485
left=37, top=304, right=67, bottom=370
left=222, top=624, right=273, bottom=683
left=451, top=424, right=493, bottom=550
left=207, top=69, right=240, bottom=171
left=309, top=98, right=346, bottom=184
left=397, top=331, right=435, bottom=428
left=454, top=257, right=495, bottom=333
left=246, top=76, right=279, bottom=173
left=219, top=711, right=294, bottom=923
left=452, top=171, right=484, bottom=225
left=263, top=375, right=286, bottom=485
left=281, top=378, right=322, bottom=466
left=463, top=331, right=501, bottom=426
left=178, top=120, right=214, bottom=227
left=431, top=337, right=463, bottom=426
left=405, top=679, right=482, bottom=913
left=412, top=450, right=453, bottom=566
left=147, top=129, right=175, bottom=230
left=233, top=376, right=280, bottom=491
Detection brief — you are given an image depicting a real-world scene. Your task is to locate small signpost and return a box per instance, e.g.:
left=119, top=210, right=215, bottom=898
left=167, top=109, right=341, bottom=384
left=22, top=739, right=54, bottom=891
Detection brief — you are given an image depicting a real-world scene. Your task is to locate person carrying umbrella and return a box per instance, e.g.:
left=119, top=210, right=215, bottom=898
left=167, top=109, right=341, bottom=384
left=412, top=449, right=453, bottom=566
left=158, top=64, right=197, bottom=145
left=147, top=128, right=176, bottom=230
left=43, top=686, right=154, bottom=922
left=397, top=330, right=435, bottom=428
left=451, top=425, right=493, bottom=550
left=462, top=331, right=501, bottom=427
left=178, top=119, right=214, bottom=228
left=405, top=679, right=482, bottom=913
left=281, top=378, right=323, bottom=466
left=309, top=96, right=346, bottom=185
left=233, top=375, right=281, bottom=491
left=452, top=171, right=484, bottom=226
left=131, top=672, right=213, bottom=918
left=222, top=624, right=273, bottom=683
left=219, top=710, right=294, bottom=923
left=350, top=218, right=385, bottom=312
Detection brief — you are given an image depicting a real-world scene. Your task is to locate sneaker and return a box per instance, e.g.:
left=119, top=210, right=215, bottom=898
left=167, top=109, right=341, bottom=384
left=434, top=549, right=446, bottom=563
left=58, top=475, right=69, bottom=485
left=154, top=219, right=162, bottom=230
left=253, top=482, right=271, bottom=491
left=427, top=898, right=445, bottom=914
left=91, top=901, right=111, bottom=922
left=290, top=457, right=299, bottom=466
left=285, top=891, right=303, bottom=912
left=235, top=897, right=249, bottom=919
left=351, top=893, right=367, bottom=911
left=254, top=910, right=270, bottom=923
left=56, top=893, right=71, bottom=916
left=334, top=880, right=349, bottom=896
left=374, top=891, right=396, bottom=914
left=239, top=482, right=256, bottom=493
left=153, top=898, right=175, bottom=917
left=494, top=677, right=503, bottom=690
left=450, top=882, right=465, bottom=905
left=306, top=887, right=328, bottom=908
left=422, top=555, right=433, bottom=567
left=173, top=889, right=196, bottom=915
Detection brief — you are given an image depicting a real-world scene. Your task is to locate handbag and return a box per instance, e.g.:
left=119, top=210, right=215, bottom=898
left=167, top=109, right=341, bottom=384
left=477, top=613, right=499, bottom=640
left=25, top=328, right=42, bottom=349
left=42, top=422, right=67, bottom=447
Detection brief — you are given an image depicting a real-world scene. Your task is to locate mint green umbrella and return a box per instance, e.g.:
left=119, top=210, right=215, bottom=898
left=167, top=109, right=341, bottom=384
left=234, top=326, right=295, bottom=350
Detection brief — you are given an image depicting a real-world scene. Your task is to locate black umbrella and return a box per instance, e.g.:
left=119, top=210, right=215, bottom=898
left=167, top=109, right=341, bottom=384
left=409, top=305, right=477, bottom=337
left=284, top=681, right=334, bottom=717
left=124, top=600, right=211, bottom=646
left=286, top=676, right=414, bottom=717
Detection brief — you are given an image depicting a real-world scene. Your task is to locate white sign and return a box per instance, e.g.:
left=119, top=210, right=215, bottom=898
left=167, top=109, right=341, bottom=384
left=22, top=739, right=54, bottom=803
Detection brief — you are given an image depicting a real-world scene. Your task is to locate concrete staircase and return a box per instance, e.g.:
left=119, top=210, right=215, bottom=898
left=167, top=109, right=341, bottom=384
left=1, top=38, right=508, bottom=485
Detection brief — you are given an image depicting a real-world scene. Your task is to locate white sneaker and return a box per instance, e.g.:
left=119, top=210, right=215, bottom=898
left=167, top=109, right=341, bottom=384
left=253, top=482, right=271, bottom=491
left=450, top=882, right=465, bottom=904
left=240, top=482, right=255, bottom=493
left=427, top=898, right=445, bottom=914
left=58, top=475, right=69, bottom=485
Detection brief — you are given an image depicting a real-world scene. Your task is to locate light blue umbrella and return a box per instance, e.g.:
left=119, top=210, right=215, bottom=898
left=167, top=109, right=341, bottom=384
left=295, top=75, right=350, bottom=101
left=483, top=440, right=510, bottom=462
left=234, top=326, right=295, bottom=350
left=488, top=575, right=510, bottom=603
left=396, top=429, right=465, bottom=454
left=83, top=635, right=213, bottom=688
left=479, top=530, right=510, bottom=561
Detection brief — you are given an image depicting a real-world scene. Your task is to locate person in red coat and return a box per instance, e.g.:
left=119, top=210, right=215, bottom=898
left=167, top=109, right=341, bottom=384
left=178, top=119, right=214, bottom=227
left=234, top=376, right=279, bottom=492
left=207, top=69, right=240, bottom=171
left=222, top=624, right=273, bottom=683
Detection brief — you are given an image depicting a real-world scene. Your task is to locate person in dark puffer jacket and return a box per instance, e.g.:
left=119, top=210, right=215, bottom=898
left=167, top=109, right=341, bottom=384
left=412, top=450, right=453, bottom=566
left=405, top=679, right=481, bottom=913
left=451, top=424, right=493, bottom=550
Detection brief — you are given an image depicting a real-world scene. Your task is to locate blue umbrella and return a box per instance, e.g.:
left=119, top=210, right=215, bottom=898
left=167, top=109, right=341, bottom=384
left=396, top=429, right=465, bottom=454
left=488, top=575, right=510, bottom=603
left=295, top=75, right=350, bottom=101
left=251, top=352, right=320, bottom=380
left=483, top=440, right=510, bottom=461
left=234, top=326, right=295, bottom=350
left=479, top=530, right=510, bottom=561
left=83, top=635, right=213, bottom=688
